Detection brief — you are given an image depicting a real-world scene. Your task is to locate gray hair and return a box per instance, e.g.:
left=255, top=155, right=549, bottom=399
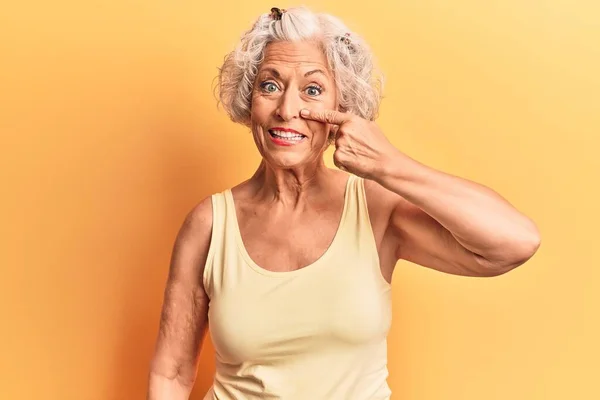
left=216, top=6, right=384, bottom=125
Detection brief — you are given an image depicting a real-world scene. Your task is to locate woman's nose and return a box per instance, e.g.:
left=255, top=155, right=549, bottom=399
left=276, top=89, right=301, bottom=121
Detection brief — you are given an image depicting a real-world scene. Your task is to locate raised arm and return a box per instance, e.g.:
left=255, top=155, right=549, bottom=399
left=299, top=108, right=541, bottom=277
left=382, top=154, right=540, bottom=277
left=147, top=197, right=213, bottom=400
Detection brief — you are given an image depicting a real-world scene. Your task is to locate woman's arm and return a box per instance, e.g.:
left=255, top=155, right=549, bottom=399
left=300, top=108, right=541, bottom=277
left=148, top=198, right=213, bottom=400
left=378, top=152, right=541, bottom=276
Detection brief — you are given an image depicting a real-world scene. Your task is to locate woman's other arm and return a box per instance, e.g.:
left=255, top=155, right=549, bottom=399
left=381, top=153, right=541, bottom=276
left=147, top=197, right=213, bottom=400
left=299, top=108, right=541, bottom=277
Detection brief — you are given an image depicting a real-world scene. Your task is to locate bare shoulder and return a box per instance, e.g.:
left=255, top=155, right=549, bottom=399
left=168, top=196, right=214, bottom=284
left=182, top=196, right=213, bottom=237
left=363, top=178, right=399, bottom=231
left=361, top=178, right=403, bottom=282
left=362, top=177, right=423, bottom=233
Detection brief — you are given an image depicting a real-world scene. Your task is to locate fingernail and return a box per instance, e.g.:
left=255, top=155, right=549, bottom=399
left=300, top=109, right=310, bottom=117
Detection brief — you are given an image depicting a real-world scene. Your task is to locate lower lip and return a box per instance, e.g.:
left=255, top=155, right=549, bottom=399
left=269, top=131, right=306, bottom=146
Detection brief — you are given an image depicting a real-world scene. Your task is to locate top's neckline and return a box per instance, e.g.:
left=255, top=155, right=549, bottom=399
left=224, top=174, right=354, bottom=278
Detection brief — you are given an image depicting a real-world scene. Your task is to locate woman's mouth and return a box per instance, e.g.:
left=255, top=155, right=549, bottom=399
left=268, top=129, right=307, bottom=146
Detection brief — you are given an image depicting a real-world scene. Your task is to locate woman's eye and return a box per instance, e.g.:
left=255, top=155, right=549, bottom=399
left=261, top=82, right=279, bottom=93
left=305, top=86, right=322, bottom=96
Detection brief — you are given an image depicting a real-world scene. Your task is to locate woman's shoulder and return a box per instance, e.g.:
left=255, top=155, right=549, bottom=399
left=183, top=196, right=213, bottom=234
left=167, top=196, right=214, bottom=289
left=363, top=177, right=399, bottom=230
left=363, top=178, right=398, bottom=210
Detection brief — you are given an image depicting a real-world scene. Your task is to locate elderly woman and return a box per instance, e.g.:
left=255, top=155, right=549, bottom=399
left=147, top=6, right=540, bottom=400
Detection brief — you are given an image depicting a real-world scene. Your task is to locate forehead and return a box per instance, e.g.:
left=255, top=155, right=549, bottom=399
left=259, top=41, right=331, bottom=76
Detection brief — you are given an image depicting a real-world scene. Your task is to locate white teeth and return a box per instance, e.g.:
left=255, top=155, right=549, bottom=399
left=271, top=130, right=304, bottom=139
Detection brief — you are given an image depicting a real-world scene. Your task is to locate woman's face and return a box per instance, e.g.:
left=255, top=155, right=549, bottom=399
left=250, top=40, right=338, bottom=169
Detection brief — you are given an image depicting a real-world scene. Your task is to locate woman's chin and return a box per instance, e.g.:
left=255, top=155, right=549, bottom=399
left=265, top=153, right=314, bottom=170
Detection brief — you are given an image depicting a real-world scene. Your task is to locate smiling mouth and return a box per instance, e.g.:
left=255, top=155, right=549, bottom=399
left=268, top=129, right=307, bottom=142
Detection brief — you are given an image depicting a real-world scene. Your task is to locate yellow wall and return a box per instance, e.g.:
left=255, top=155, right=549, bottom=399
left=1, top=1, right=598, bottom=399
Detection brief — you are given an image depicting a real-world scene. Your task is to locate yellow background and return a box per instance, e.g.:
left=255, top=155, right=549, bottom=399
left=1, top=0, right=598, bottom=399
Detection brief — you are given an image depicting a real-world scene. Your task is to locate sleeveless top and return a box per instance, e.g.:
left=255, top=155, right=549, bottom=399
left=202, top=174, right=393, bottom=400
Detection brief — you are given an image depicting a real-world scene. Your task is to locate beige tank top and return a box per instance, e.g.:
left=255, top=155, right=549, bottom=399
left=202, top=174, right=392, bottom=400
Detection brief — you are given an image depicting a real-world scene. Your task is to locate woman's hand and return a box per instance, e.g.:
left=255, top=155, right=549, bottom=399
left=300, top=108, right=400, bottom=181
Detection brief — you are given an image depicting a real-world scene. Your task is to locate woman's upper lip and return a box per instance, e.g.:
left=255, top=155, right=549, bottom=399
left=270, top=127, right=305, bottom=136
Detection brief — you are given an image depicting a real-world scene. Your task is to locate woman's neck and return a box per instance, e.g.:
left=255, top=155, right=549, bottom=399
left=248, top=159, right=337, bottom=207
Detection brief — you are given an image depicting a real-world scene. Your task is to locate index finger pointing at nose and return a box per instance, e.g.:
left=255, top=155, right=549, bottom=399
left=300, top=108, right=352, bottom=125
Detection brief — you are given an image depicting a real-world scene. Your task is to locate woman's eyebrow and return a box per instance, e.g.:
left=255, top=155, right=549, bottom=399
left=304, top=69, right=327, bottom=78
left=258, top=68, right=327, bottom=79
left=259, top=67, right=281, bottom=78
